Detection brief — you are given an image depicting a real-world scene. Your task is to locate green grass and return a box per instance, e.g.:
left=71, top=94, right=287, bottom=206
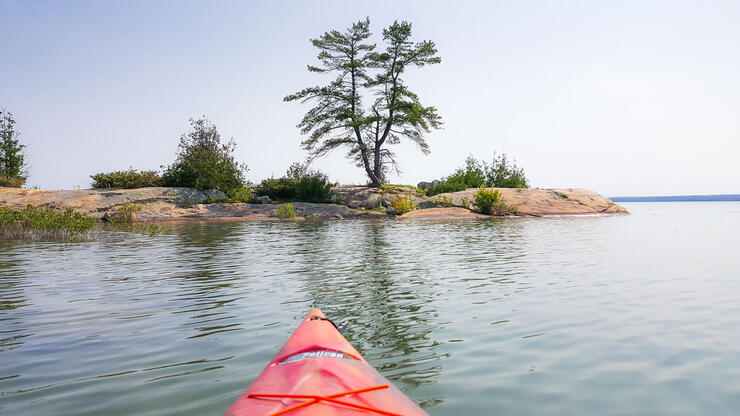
left=0, top=205, right=97, bottom=240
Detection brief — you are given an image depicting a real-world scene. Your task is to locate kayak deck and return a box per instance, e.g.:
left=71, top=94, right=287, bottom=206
left=224, top=309, right=429, bottom=416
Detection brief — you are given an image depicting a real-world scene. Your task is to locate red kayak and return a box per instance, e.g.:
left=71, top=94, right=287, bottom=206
left=224, top=309, right=429, bottom=416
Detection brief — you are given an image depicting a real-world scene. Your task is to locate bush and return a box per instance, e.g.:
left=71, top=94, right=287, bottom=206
left=256, top=162, right=334, bottom=203
left=0, top=176, right=24, bottom=188
left=90, top=169, right=163, bottom=189
left=161, top=117, right=247, bottom=194
left=295, top=170, right=333, bottom=202
left=225, top=186, right=253, bottom=203
left=390, top=191, right=416, bottom=214
left=473, top=188, right=514, bottom=215
left=427, top=153, right=529, bottom=196
left=473, top=188, right=501, bottom=215
left=485, top=152, right=529, bottom=188
left=258, top=177, right=297, bottom=200
left=427, top=181, right=468, bottom=196
left=0, top=205, right=97, bottom=240
left=277, top=203, right=296, bottom=219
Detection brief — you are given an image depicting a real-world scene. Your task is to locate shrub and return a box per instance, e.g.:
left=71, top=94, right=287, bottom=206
left=427, top=157, right=486, bottom=196
left=256, top=162, right=334, bottom=203
left=485, top=152, right=529, bottom=188
left=295, top=170, right=333, bottom=202
left=427, top=152, right=529, bottom=196
left=427, top=181, right=468, bottom=196
left=0, top=176, right=24, bottom=188
left=390, top=191, right=416, bottom=214
left=258, top=177, right=297, bottom=201
left=473, top=188, right=501, bottom=215
left=90, top=169, right=163, bottom=189
left=161, top=117, right=248, bottom=194
left=473, top=188, right=515, bottom=215
left=225, top=186, right=253, bottom=203
left=0, top=205, right=96, bottom=240
left=277, top=203, right=297, bottom=219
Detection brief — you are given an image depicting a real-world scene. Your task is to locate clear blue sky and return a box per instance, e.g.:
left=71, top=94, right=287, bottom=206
left=2, top=0, right=739, bottom=196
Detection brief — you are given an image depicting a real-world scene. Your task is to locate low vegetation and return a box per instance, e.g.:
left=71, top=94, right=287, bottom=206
left=0, top=206, right=97, bottom=240
left=390, top=191, right=416, bottom=215
left=277, top=203, right=297, bottom=219
left=473, top=188, right=515, bottom=216
left=90, top=169, right=163, bottom=189
left=256, top=162, right=334, bottom=203
left=427, top=153, right=529, bottom=196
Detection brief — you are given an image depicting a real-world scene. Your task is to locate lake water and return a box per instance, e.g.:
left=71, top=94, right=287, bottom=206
left=2, top=202, right=740, bottom=415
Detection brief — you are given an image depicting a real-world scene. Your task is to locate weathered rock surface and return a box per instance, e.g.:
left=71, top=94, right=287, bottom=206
left=332, top=186, right=426, bottom=209
left=0, top=185, right=627, bottom=221
left=399, top=207, right=489, bottom=219
left=431, top=188, right=628, bottom=215
left=134, top=201, right=387, bottom=221
left=0, top=187, right=226, bottom=218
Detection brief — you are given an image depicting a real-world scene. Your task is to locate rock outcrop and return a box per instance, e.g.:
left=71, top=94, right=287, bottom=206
left=0, top=185, right=627, bottom=221
left=427, top=188, right=628, bottom=215
left=0, top=187, right=226, bottom=218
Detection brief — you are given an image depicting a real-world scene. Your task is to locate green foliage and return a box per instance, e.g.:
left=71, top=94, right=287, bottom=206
left=427, top=181, right=468, bottom=196
left=277, top=203, right=297, bottom=219
left=390, top=191, right=416, bottom=214
left=90, top=169, right=163, bottom=189
left=0, top=205, right=96, bottom=240
left=0, top=176, right=24, bottom=188
left=225, top=186, right=253, bottom=203
left=286, top=19, right=441, bottom=186
left=259, top=177, right=296, bottom=201
left=257, top=162, right=334, bottom=203
left=427, top=153, right=529, bottom=196
left=161, top=117, right=247, bottom=194
left=0, top=109, right=27, bottom=187
left=473, top=188, right=514, bottom=215
left=295, top=169, right=333, bottom=202
left=485, top=152, right=529, bottom=188
left=473, top=188, right=501, bottom=215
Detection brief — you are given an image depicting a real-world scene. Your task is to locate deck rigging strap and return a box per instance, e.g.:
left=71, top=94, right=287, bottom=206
left=248, top=384, right=402, bottom=416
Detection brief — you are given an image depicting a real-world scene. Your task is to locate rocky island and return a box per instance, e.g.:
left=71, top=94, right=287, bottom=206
left=0, top=186, right=627, bottom=222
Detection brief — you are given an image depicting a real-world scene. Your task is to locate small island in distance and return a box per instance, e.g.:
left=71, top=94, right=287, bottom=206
left=611, top=194, right=740, bottom=202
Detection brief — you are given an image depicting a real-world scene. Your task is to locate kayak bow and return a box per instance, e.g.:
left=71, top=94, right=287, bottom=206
left=224, top=309, right=429, bottom=416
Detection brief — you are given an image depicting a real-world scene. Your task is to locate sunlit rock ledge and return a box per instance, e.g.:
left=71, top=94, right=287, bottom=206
left=0, top=186, right=627, bottom=221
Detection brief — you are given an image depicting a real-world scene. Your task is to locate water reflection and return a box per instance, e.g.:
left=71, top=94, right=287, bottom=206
left=0, top=244, right=31, bottom=353
left=4, top=204, right=740, bottom=416
left=295, top=221, right=444, bottom=404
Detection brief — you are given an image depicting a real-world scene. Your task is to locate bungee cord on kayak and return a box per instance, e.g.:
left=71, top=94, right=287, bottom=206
left=248, top=384, right=402, bottom=416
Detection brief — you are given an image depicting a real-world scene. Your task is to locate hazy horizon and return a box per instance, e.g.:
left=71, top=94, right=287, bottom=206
left=2, top=0, right=739, bottom=197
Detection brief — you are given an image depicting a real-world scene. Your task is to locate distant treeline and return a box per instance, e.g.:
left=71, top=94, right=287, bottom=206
left=611, top=195, right=740, bottom=202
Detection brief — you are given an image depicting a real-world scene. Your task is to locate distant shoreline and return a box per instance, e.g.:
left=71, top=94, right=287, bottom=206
left=611, top=194, right=740, bottom=202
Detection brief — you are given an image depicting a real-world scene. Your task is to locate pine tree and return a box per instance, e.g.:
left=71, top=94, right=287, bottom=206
left=0, top=108, right=27, bottom=187
left=285, top=18, right=442, bottom=187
